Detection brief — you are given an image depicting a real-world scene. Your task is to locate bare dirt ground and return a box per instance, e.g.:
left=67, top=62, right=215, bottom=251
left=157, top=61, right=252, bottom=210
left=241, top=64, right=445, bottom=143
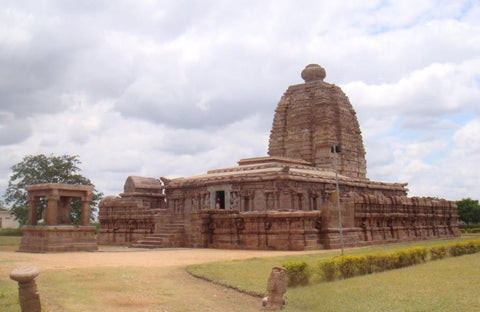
left=1, top=246, right=320, bottom=270
left=1, top=247, right=321, bottom=311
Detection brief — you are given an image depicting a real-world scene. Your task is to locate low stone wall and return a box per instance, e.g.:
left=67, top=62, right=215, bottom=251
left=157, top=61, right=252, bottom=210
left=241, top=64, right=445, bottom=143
left=19, top=225, right=97, bottom=252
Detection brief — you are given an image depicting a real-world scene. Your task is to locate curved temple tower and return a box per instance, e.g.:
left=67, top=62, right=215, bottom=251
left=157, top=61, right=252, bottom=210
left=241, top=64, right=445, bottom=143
left=269, top=64, right=366, bottom=178
left=99, top=64, right=460, bottom=250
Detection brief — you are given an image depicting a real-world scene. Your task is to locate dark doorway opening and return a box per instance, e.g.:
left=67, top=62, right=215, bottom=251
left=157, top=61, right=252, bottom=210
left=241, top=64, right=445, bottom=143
left=215, top=191, right=225, bottom=209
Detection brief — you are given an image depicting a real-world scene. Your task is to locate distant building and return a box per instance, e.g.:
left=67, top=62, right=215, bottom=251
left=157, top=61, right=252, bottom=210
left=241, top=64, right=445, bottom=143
left=0, top=210, right=20, bottom=229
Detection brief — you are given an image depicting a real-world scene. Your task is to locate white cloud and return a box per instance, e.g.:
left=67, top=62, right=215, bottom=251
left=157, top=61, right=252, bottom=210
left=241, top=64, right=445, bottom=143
left=0, top=0, right=479, bottom=203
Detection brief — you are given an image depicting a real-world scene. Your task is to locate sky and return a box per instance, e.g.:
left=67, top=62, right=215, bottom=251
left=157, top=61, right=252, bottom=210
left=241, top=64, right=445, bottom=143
left=0, top=0, right=479, bottom=202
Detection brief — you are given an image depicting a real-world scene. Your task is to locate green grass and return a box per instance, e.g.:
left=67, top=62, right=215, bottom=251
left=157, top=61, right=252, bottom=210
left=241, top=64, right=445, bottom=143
left=282, top=253, right=480, bottom=312
left=187, top=236, right=480, bottom=296
left=187, top=235, right=480, bottom=311
left=0, top=283, right=19, bottom=312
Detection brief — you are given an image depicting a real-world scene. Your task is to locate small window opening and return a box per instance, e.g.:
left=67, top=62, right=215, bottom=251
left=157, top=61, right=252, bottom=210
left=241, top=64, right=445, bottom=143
left=215, top=191, right=225, bottom=210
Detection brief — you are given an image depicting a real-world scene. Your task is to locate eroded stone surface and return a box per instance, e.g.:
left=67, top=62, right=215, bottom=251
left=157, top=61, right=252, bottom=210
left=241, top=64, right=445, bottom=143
left=10, top=266, right=41, bottom=312
left=262, top=266, right=287, bottom=310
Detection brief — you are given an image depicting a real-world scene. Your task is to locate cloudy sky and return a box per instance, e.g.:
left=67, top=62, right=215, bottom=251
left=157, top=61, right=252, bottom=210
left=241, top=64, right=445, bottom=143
left=1, top=0, right=479, bottom=201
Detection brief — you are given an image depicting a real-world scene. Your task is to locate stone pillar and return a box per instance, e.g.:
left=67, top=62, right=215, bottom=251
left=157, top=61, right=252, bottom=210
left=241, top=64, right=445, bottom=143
left=262, top=266, right=287, bottom=310
left=58, top=197, right=72, bottom=224
left=10, top=266, right=42, bottom=312
left=45, top=195, right=59, bottom=225
left=27, top=196, right=37, bottom=225
left=81, top=200, right=90, bottom=226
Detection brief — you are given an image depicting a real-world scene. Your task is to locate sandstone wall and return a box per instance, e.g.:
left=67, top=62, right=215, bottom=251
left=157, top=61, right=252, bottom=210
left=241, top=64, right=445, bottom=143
left=319, top=192, right=461, bottom=249
left=97, top=196, right=156, bottom=245
left=191, top=210, right=323, bottom=250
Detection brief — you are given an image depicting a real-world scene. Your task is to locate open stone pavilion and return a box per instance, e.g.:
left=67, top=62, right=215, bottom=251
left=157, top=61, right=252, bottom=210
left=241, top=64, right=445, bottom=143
left=98, top=64, right=460, bottom=250
left=20, top=183, right=97, bottom=252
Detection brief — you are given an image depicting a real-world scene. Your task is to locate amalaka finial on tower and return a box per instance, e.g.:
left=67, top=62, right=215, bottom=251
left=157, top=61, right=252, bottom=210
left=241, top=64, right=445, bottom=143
left=301, top=64, right=326, bottom=82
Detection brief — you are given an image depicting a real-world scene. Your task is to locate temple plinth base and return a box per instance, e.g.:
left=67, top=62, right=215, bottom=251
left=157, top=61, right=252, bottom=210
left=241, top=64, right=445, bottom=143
left=19, top=225, right=98, bottom=253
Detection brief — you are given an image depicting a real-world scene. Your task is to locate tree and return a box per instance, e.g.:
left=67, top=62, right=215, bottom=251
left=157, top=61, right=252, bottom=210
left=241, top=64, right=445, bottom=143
left=3, top=154, right=103, bottom=225
left=456, top=198, right=480, bottom=226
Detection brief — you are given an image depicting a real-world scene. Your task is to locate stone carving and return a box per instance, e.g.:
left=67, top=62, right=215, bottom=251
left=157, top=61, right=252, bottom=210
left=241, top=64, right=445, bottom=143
left=262, top=266, right=288, bottom=310
left=10, top=266, right=41, bottom=312
left=98, top=64, right=460, bottom=251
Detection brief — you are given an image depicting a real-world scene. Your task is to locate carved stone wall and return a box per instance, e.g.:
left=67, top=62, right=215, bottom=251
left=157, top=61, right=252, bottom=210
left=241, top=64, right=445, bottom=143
left=319, top=192, right=461, bottom=249
left=173, top=192, right=459, bottom=251
left=193, top=210, right=323, bottom=250
left=98, top=196, right=156, bottom=245
left=97, top=176, right=164, bottom=245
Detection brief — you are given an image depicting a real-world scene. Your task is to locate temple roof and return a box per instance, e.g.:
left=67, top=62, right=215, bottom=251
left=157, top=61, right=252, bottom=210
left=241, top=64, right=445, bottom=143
left=166, top=157, right=407, bottom=192
left=123, top=176, right=163, bottom=193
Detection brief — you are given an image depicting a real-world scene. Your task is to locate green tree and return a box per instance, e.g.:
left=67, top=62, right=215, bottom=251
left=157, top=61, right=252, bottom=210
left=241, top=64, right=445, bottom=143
left=456, top=198, right=480, bottom=226
left=3, top=154, right=103, bottom=225
left=0, top=199, right=7, bottom=211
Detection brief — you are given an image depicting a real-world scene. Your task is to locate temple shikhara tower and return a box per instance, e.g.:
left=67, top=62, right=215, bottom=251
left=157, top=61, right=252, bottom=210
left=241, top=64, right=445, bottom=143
left=98, top=64, right=460, bottom=250
left=269, top=64, right=366, bottom=178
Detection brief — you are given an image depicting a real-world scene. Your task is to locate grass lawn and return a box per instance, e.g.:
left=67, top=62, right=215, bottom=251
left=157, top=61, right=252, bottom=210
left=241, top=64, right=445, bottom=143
left=187, top=235, right=480, bottom=311
left=1, top=234, right=479, bottom=311
left=282, top=253, right=480, bottom=312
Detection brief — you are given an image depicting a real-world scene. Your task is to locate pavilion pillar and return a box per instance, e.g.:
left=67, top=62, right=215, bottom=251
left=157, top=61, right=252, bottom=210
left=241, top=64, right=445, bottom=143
left=45, top=195, right=59, bottom=225
left=81, top=200, right=90, bottom=226
left=58, top=197, right=72, bottom=224
left=27, top=196, right=37, bottom=225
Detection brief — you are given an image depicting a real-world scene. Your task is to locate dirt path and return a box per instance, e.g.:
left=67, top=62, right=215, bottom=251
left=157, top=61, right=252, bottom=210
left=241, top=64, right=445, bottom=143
left=1, top=246, right=321, bottom=271
left=1, top=247, right=323, bottom=311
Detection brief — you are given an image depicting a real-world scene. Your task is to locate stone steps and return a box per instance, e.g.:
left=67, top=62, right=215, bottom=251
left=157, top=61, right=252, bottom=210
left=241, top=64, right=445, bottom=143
left=130, top=222, right=185, bottom=249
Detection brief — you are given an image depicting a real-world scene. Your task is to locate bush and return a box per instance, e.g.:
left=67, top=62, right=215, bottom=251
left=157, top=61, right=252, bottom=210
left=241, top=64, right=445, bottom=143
left=430, top=246, right=447, bottom=260
left=391, top=247, right=428, bottom=268
left=337, top=255, right=363, bottom=279
left=282, top=261, right=310, bottom=286
left=448, top=240, right=480, bottom=257
left=369, top=252, right=395, bottom=272
left=411, top=247, right=428, bottom=264
left=312, top=239, right=480, bottom=285
left=317, top=258, right=337, bottom=282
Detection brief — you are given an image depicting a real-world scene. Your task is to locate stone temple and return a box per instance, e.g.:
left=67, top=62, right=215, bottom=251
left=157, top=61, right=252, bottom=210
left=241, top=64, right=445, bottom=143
left=98, top=64, right=460, bottom=250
